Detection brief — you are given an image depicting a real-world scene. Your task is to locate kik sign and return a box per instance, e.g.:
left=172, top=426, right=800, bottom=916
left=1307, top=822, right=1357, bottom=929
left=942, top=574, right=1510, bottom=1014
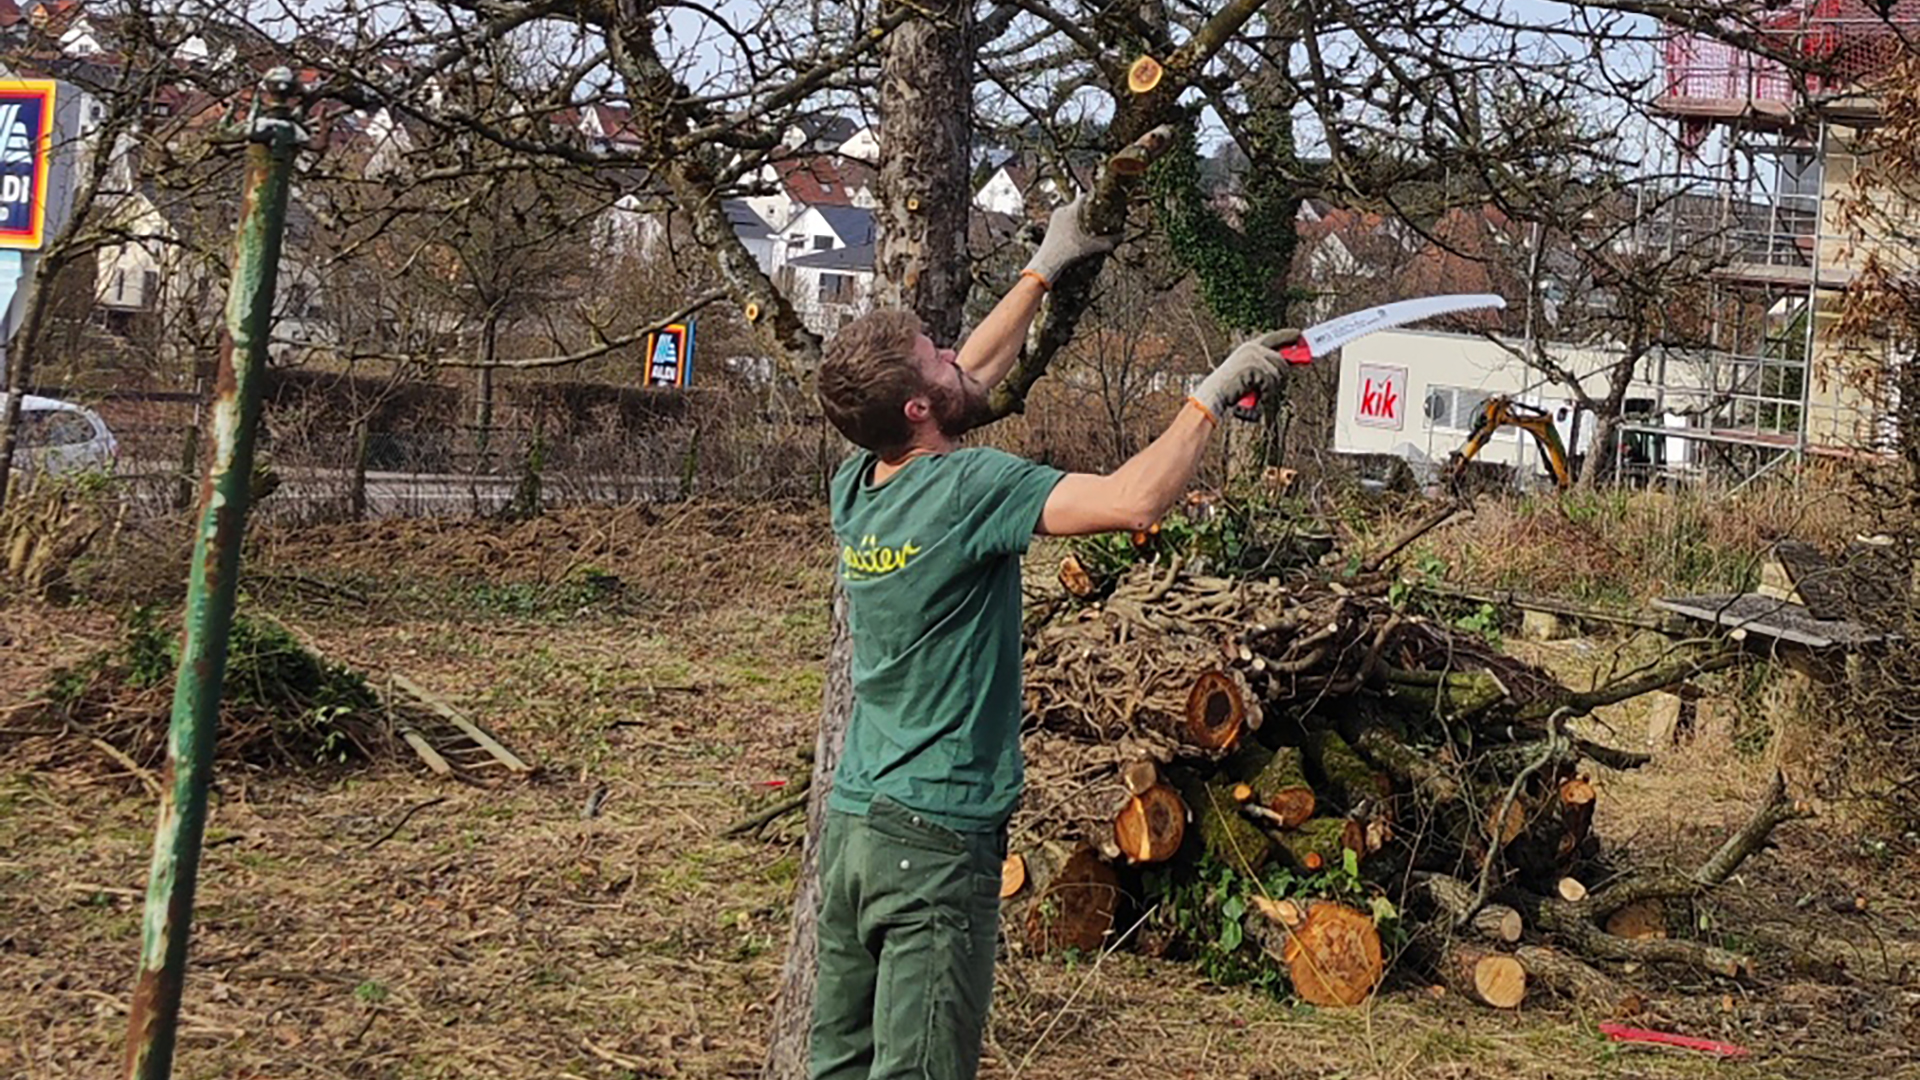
left=645, top=321, right=696, bottom=388
left=0, top=81, right=55, bottom=251
left=1355, top=364, right=1406, bottom=429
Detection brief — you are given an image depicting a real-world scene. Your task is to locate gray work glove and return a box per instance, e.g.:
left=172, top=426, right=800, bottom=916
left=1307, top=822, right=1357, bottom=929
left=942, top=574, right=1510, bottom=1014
left=1191, top=329, right=1300, bottom=422
left=1021, top=193, right=1120, bottom=287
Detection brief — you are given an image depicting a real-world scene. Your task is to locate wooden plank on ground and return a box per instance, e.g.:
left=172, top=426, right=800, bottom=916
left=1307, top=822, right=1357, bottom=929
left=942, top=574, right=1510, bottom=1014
left=390, top=673, right=533, bottom=773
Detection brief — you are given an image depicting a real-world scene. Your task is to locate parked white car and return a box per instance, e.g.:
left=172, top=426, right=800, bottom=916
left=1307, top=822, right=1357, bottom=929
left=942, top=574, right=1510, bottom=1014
left=12, top=395, right=119, bottom=477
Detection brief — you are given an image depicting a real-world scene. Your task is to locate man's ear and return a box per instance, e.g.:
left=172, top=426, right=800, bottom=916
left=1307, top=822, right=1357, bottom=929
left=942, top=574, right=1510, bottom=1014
left=903, top=395, right=932, bottom=424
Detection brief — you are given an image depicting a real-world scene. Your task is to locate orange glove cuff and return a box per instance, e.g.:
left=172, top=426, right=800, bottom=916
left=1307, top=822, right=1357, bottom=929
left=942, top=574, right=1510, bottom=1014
left=1186, top=396, right=1219, bottom=426
left=1019, top=268, right=1052, bottom=292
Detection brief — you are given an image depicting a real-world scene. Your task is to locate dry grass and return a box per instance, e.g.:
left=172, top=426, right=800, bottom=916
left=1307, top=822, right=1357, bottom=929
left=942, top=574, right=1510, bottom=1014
left=1401, top=463, right=1876, bottom=607
left=2, top=503, right=1917, bottom=1079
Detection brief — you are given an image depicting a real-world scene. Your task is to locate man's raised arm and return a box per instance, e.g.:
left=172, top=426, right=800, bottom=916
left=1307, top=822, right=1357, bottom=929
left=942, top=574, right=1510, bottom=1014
left=957, top=195, right=1116, bottom=389
left=1039, top=331, right=1298, bottom=536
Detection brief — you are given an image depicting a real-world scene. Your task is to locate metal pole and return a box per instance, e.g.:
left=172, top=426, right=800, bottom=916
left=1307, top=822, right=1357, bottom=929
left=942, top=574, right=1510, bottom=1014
left=1795, top=115, right=1826, bottom=460
left=122, top=69, right=304, bottom=1080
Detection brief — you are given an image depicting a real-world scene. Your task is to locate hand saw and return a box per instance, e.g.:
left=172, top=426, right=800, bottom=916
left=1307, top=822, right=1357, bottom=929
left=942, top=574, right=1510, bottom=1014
left=1232, top=293, right=1509, bottom=421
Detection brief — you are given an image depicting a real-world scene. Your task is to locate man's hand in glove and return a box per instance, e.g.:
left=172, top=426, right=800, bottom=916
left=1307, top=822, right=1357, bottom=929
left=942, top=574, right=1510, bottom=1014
left=1188, top=329, right=1302, bottom=424
left=1021, top=194, right=1120, bottom=288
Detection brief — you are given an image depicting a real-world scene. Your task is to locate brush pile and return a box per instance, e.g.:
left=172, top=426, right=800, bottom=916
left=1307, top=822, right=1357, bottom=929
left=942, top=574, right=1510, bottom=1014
left=12, top=607, right=393, bottom=773
left=1003, top=500, right=1810, bottom=1010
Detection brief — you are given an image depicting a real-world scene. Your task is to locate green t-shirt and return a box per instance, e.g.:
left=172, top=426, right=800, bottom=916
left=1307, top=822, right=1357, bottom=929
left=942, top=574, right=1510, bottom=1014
left=826, top=446, right=1065, bottom=833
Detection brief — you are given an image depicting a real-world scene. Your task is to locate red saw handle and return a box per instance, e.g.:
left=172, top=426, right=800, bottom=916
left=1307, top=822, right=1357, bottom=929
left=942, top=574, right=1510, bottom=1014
left=1231, top=340, right=1314, bottom=421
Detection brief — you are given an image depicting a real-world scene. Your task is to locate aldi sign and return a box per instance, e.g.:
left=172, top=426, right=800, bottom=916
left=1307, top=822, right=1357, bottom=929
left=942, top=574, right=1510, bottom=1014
left=0, top=81, right=55, bottom=251
left=1355, top=363, right=1406, bottom=429
left=646, top=321, right=695, bottom=387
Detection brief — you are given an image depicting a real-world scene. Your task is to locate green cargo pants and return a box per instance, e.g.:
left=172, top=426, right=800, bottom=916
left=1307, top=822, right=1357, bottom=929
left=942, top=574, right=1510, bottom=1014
left=808, top=796, right=1004, bottom=1080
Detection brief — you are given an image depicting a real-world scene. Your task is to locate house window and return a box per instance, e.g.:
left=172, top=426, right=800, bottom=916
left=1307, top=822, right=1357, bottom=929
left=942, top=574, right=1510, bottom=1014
left=819, top=273, right=853, bottom=302
left=813, top=235, right=833, bottom=250
left=820, top=182, right=834, bottom=193
left=1422, top=386, right=1491, bottom=431
left=142, top=271, right=159, bottom=307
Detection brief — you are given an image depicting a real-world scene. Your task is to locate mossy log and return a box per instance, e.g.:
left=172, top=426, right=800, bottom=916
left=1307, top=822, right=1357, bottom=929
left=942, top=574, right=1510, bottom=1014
left=1381, top=666, right=1510, bottom=720
left=1273, top=817, right=1365, bottom=873
left=1171, top=768, right=1273, bottom=873
left=1229, top=743, right=1316, bottom=828
left=1305, top=730, right=1394, bottom=820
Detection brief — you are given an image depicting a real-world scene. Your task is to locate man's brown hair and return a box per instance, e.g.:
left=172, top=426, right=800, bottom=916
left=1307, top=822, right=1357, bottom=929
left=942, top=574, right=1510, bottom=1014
left=818, top=309, right=926, bottom=456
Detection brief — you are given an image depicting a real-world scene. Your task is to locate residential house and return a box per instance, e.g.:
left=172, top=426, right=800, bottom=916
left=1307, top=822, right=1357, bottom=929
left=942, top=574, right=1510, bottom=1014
left=974, top=158, right=1039, bottom=217
left=92, top=178, right=331, bottom=360
left=781, top=114, right=874, bottom=157
left=23, top=0, right=100, bottom=54
left=785, top=242, right=876, bottom=333
left=725, top=199, right=778, bottom=274
left=742, top=153, right=876, bottom=236
left=775, top=204, right=876, bottom=334
left=1292, top=205, right=1414, bottom=323
left=971, top=156, right=1094, bottom=220
left=1646, top=2, right=1920, bottom=460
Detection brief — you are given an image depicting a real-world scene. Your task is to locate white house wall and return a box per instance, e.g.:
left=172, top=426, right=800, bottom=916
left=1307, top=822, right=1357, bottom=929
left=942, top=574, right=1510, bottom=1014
left=773, top=206, right=854, bottom=277
left=1332, top=330, right=1695, bottom=478
left=837, top=127, right=879, bottom=161
left=974, top=168, right=1026, bottom=216
left=93, top=193, right=173, bottom=312
left=788, top=264, right=873, bottom=335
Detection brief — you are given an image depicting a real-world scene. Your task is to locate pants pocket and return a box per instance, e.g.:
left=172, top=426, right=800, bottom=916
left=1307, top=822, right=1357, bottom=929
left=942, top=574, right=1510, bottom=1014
left=867, top=796, right=968, bottom=855
left=873, top=908, right=997, bottom=1080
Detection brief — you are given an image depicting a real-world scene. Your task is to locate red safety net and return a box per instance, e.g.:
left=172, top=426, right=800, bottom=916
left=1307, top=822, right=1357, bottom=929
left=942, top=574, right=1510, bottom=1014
left=1662, top=2, right=1920, bottom=104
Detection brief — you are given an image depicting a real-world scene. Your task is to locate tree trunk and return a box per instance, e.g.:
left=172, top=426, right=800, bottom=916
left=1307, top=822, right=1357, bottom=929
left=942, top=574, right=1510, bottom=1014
left=349, top=417, right=370, bottom=521
left=470, top=314, right=499, bottom=516
left=870, top=0, right=974, bottom=342
left=1581, top=411, right=1621, bottom=488
left=763, top=10, right=975, bottom=1076
left=761, top=584, right=853, bottom=1080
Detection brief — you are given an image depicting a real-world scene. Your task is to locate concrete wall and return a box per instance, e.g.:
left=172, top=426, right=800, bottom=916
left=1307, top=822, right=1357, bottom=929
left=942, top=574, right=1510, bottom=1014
left=1806, top=123, right=1909, bottom=454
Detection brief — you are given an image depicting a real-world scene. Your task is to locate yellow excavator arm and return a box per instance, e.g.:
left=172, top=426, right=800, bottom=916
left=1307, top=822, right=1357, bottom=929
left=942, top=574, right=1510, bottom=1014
left=1445, top=396, right=1572, bottom=490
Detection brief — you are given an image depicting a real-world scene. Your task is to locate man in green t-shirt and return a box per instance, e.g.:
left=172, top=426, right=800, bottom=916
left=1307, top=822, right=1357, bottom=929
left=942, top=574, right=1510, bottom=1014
left=808, top=197, right=1297, bottom=1080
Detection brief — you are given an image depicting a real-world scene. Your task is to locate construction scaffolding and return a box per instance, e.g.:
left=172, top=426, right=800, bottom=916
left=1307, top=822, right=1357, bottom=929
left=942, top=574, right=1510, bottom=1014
left=1625, top=2, right=1916, bottom=480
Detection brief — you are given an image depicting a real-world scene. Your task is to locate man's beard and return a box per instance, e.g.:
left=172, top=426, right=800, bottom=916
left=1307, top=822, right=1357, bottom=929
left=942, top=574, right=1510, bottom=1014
left=927, top=374, right=991, bottom=437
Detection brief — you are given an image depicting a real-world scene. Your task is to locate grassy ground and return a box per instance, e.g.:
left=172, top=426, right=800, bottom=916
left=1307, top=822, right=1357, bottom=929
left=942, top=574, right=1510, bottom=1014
left=2, top=503, right=1917, bottom=1079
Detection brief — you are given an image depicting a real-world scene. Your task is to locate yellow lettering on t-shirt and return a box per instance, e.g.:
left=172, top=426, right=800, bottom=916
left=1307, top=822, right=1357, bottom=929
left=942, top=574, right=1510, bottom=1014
left=841, top=535, right=922, bottom=580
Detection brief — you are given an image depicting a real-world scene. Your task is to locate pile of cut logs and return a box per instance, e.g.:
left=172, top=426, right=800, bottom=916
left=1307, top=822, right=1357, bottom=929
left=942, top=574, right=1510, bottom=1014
left=1003, top=547, right=1809, bottom=1009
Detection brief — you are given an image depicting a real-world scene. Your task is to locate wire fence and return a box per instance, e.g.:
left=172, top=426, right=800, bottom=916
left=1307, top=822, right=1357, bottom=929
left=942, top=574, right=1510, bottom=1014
left=80, top=391, right=844, bottom=525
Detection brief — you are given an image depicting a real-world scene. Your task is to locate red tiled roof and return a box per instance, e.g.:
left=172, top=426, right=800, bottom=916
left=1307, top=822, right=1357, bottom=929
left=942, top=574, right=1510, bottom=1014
left=1295, top=206, right=1389, bottom=242
left=774, top=155, right=874, bottom=206
left=0, top=0, right=22, bottom=28
left=1392, top=206, right=1524, bottom=326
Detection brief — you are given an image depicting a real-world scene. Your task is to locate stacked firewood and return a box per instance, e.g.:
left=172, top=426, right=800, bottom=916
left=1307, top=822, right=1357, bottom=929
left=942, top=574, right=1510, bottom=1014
left=1003, top=547, right=1809, bottom=1010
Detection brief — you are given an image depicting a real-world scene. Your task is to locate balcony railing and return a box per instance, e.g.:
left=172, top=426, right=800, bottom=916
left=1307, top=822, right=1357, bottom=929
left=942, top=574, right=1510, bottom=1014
left=1658, top=3, right=1920, bottom=120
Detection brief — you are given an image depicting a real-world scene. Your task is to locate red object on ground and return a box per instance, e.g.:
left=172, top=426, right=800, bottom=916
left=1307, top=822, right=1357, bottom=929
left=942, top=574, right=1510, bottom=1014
left=1599, top=1022, right=1750, bottom=1058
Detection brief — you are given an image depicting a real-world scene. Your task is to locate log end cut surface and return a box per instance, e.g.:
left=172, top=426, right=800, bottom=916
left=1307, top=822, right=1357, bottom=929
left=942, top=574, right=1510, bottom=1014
left=1286, top=902, right=1385, bottom=1008
left=1115, top=783, right=1187, bottom=864
left=1186, top=670, right=1249, bottom=750
left=1473, top=954, right=1527, bottom=1009
left=1000, top=854, right=1026, bottom=899
left=1023, top=847, right=1121, bottom=955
